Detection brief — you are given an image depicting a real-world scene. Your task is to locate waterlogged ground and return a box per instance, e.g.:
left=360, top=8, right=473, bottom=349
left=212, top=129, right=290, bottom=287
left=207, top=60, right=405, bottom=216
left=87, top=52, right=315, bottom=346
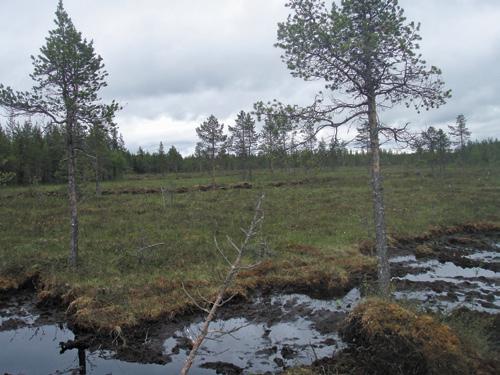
left=1, top=231, right=499, bottom=374
left=391, top=234, right=500, bottom=314
left=0, top=289, right=358, bottom=374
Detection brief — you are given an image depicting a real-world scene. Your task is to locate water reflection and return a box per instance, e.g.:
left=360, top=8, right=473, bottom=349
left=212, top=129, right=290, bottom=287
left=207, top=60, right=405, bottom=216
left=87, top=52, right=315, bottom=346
left=0, top=291, right=351, bottom=374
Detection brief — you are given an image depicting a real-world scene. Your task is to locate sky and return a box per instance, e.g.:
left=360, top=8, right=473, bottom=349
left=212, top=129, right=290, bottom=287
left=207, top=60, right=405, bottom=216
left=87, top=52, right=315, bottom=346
left=0, top=0, right=499, bottom=155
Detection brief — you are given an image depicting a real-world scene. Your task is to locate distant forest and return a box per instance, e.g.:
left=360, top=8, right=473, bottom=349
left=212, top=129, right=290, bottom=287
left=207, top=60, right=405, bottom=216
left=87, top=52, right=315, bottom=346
left=0, top=113, right=499, bottom=185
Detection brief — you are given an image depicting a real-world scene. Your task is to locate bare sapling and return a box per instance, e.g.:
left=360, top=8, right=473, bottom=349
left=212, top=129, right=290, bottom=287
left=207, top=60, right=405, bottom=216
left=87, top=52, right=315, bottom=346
left=180, top=194, right=265, bottom=375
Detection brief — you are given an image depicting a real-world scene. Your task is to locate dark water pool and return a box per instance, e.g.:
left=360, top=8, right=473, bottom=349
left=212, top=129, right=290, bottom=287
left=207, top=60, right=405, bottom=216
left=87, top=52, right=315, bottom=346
left=0, top=289, right=359, bottom=374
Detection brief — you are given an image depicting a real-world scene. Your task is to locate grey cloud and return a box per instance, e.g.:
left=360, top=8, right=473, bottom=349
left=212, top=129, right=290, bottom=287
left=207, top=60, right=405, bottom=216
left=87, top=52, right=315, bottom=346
left=0, top=0, right=499, bottom=153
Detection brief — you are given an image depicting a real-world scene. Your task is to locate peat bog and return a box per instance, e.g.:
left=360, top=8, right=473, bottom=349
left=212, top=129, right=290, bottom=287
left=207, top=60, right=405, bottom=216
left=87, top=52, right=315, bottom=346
left=1, top=226, right=499, bottom=374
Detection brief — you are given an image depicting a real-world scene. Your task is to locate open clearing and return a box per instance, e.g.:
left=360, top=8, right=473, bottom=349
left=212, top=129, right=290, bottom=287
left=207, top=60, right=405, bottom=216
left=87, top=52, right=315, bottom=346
left=1, top=165, right=499, bottom=332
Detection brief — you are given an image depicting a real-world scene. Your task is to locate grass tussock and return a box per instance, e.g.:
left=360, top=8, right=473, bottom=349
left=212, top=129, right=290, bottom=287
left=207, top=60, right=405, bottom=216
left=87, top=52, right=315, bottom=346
left=333, top=299, right=499, bottom=375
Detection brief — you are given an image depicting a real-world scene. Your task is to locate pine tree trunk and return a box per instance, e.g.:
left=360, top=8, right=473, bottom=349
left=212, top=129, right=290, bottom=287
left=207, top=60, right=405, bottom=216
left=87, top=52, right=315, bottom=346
left=67, top=127, right=79, bottom=268
left=210, top=140, right=216, bottom=187
left=244, top=155, right=252, bottom=181
left=211, top=157, right=216, bottom=188
left=95, top=153, right=101, bottom=197
left=368, top=96, right=390, bottom=297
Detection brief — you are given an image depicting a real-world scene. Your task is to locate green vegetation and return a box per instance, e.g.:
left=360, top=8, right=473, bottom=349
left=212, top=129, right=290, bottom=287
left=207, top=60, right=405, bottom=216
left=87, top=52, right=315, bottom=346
left=1, top=165, right=499, bottom=331
left=2, top=112, right=499, bottom=184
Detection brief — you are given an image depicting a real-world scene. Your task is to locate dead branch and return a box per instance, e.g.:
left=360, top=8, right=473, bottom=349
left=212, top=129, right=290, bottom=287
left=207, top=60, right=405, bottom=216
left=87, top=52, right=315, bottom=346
left=180, top=193, right=265, bottom=375
left=137, top=242, right=164, bottom=252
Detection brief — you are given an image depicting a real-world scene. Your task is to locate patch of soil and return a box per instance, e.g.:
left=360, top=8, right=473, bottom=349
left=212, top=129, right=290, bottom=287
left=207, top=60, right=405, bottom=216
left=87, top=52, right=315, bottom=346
left=267, top=176, right=340, bottom=189
left=13, top=181, right=253, bottom=199
left=255, top=345, right=278, bottom=356
left=281, top=344, right=298, bottom=359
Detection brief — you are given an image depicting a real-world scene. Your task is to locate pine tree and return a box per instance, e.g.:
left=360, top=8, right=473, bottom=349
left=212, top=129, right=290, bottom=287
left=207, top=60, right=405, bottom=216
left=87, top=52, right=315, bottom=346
left=259, top=0, right=450, bottom=295
left=158, top=141, right=167, bottom=175
left=228, top=111, right=259, bottom=180
left=195, top=115, right=227, bottom=186
left=259, top=116, right=280, bottom=173
left=257, top=110, right=295, bottom=172
left=0, top=0, right=119, bottom=267
left=419, top=126, right=451, bottom=174
left=448, top=114, right=471, bottom=152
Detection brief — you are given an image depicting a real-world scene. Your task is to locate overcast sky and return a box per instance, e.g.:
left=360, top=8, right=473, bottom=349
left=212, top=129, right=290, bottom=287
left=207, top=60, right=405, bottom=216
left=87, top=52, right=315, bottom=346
left=0, top=0, right=499, bottom=154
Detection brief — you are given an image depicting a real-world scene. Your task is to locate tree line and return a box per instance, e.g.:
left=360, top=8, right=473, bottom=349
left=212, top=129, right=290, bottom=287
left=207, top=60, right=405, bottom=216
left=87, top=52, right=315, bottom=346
left=0, top=115, right=128, bottom=186
left=2, top=111, right=499, bottom=186
left=126, top=112, right=499, bottom=177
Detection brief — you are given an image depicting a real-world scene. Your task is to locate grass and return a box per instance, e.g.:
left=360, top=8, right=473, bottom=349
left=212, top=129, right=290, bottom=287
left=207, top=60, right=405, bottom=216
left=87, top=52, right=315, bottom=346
left=1, top=164, right=499, bottom=332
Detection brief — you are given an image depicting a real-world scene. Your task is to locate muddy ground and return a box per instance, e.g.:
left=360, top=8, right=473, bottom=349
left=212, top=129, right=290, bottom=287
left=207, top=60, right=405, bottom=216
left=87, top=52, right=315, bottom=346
left=1, top=226, right=499, bottom=374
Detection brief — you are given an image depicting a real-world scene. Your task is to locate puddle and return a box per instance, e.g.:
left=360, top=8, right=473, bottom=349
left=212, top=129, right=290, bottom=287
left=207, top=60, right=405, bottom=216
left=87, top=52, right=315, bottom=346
left=396, top=259, right=500, bottom=283
left=465, top=251, right=500, bottom=262
left=0, top=323, right=169, bottom=375
left=393, top=289, right=500, bottom=314
left=156, top=290, right=360, bottom=373
left=390, top=255, right=417, bottom=264
left=162, top=317, right=345, bottom=374
left=0, top=289, right=359, bottom=374
left=391, top=237, right=500, bottom=314
left=1, top=233, right=498, bottom=374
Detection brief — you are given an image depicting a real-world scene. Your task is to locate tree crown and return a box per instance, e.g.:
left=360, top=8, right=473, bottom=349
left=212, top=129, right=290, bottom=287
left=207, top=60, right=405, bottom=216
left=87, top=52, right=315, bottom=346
left=228, top=111, right=259, bottom=157
left=195, top=115, right=227, bottom=157
left=277, top=0, right=450, bottom=111
left=0, top=0, right=118, bottom=127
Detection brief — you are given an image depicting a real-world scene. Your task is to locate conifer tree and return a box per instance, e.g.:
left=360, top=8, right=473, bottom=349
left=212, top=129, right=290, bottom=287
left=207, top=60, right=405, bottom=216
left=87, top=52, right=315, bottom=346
left=195, top=115, right=227, bottom=186
left=0, top=1, right=119, bottom=267
left=448, top=114, right=471, bottom=158
left=228, top=111, right=259, bottom=180
left=257, top=0, right=450, bottom=295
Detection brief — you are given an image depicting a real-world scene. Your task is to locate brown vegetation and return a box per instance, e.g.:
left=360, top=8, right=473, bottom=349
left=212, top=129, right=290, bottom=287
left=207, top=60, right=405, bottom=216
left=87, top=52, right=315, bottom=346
left=330, top=299, right=499, bottom=375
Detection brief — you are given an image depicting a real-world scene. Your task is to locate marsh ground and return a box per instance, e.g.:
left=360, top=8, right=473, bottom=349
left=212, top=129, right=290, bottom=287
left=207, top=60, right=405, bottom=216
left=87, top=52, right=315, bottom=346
left=1, top=165, right=499, bottom=332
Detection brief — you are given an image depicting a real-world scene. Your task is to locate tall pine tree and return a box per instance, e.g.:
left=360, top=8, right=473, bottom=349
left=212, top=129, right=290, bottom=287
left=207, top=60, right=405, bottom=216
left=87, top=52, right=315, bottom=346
left=0, top=1, right=119, bottom=267
left=258, top=0, right=450, bottom=295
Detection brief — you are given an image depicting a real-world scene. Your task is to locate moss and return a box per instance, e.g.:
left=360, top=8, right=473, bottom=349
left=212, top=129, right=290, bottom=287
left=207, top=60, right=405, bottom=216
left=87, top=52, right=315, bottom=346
left=443, top=309, right=500, bottom=363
